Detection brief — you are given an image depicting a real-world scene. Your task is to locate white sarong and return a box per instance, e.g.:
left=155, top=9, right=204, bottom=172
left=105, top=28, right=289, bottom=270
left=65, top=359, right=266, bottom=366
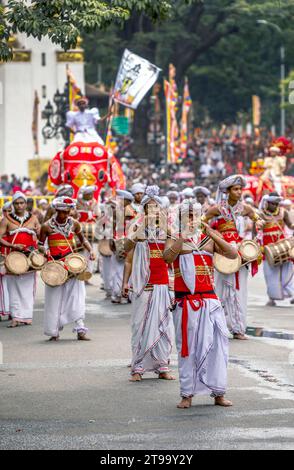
left=215, top=266, right=248, bottom=336
left=131, top=285, right=173, bottom=375
left=264, top=260, right=294, bottom=300
left=100, top=255, right=112, bottom=296
left=110, top=254, right=124, bottom=301
left=173, top=298, right=229, bottom=398
left=44, top=278, right=87, bottom=337
left=0, top=274, right=10, bottom=316
left=6, top=272, right=36, bottom=323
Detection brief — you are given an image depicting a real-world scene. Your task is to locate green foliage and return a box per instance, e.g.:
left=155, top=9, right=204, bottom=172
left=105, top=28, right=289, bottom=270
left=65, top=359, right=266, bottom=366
left=0, top=0, right=173, bottom=61
left=82, top=0, right=294, bottom=129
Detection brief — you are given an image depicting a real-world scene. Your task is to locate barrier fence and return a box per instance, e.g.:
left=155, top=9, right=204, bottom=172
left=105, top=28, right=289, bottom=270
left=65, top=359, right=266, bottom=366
left=0, top=196, right=54, bottom=209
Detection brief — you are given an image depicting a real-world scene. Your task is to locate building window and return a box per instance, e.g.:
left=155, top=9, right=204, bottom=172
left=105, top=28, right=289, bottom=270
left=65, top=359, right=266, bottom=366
left=42, top=85, right=47, bottom=99
left=41, top=53, right=46, bottom=66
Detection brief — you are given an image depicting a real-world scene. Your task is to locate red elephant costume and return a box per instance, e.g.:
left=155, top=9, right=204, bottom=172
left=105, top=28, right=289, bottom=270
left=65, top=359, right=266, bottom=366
left=49, top=142, right=126, bottom=198
left=49, top=142, right=109, bottom=199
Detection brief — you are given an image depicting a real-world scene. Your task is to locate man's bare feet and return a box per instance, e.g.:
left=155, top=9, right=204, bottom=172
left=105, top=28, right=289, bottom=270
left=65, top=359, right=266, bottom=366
left=77, top=332, right=91, bottom=341
left=129, top=373, right=142, bottom=382
left=177, top=397, right=192, bottom=409
left=214, top=396, right=233, bottom=407
left=266, top=299, right=277, bottom=307
left=233, top=333, right=248, bottom=340
left=7, top=320, right=20, bottom=328
left=159, top=372, right=175, bottom=380
left=49, top=336, right=59, bottom=341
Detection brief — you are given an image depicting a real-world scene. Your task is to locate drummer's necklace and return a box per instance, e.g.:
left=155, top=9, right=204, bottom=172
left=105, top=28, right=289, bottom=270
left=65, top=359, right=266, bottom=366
left=11, top=211, right=30, bottom=225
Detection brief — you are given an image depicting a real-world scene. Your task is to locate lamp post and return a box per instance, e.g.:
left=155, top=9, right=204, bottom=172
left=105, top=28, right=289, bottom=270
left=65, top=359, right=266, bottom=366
left=257, top=19, right=286, bottom=135
left=41, top=79, right=70, bottom=146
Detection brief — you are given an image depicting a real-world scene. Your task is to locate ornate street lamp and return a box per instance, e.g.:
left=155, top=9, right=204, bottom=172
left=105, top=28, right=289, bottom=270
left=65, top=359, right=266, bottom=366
left=42, top=79, right=70, bottom=146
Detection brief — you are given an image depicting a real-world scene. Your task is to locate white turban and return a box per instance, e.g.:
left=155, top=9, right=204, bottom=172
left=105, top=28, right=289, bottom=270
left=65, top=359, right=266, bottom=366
left=116, top=190, right=134, bottom=202
left=12, top=191, right=27, bottom=203
left=141, top=185, right=163, bottom=207
left=181, top=188, right=194, bottom=198
left=216, top=174, right=247, bottom=203
left=167, top=191, right=179, bottom=199
left=56, top=184, right=74, bottom=197
left=130, top=183, right=146, bottom=195
left=179, top=200, right=202, bottom=217
left=52, top=197, right=76, bottom=211
left=78, top=185, right=97, bottom=199
left=193, top=186, right=211, bottom=197
left=218, top=175, right=247, bottom=192
left=259, top=194, right=283, bottom=211
left=2, top=201, right=12, bottom=210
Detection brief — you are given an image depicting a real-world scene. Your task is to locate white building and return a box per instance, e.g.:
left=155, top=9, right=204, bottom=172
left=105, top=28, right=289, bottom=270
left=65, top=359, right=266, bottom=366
left=0, top=21, right=85, bottom=177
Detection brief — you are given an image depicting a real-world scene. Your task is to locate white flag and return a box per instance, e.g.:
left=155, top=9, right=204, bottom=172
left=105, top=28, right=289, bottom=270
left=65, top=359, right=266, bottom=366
left=113, top=49, right=161, bottom=109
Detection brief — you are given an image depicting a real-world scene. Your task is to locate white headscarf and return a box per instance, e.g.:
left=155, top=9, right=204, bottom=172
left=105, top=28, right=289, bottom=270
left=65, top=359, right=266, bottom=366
left=141, top=185, right=163, bottom=207
left=130, top=183, right=146, bottom=195
left=193, top=186, right=211, bottom=197
left=116, top=190, right=134, bottom=201
left=216, top=174, right=247, bottom=203
left=12, top=191, right=27, bottom=203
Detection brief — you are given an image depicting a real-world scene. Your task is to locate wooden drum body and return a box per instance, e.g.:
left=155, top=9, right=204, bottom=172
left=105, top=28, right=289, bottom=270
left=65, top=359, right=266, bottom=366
left=239, top=240, right=261, bottom=264
left=265, top=238, right=294, bottom=266
left=64, top=253, right=87, bottom=275
left=5, top=252, right=30, bottom=275
left=98, top=239, right=113, bottom=257
left=213, top=252, right=242, bottom=275
left=41, top=261, right=68, bottom=287
left=29, top=251, right=47, bottom=270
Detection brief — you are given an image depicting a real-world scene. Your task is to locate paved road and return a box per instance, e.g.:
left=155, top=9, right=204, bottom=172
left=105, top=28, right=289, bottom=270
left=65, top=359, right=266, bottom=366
left=1, top=271, right=294, bottom=450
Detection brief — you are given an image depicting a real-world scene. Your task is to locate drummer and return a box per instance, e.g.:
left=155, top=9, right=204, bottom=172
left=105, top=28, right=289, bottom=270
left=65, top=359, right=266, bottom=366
left=39, top=196, right=96, bottom=341
left=0, top=192, right=40, bottom=328
left=193, top=186, right=211, bottom=213
left=0, top=202, right=12, bottom=320
left=76, top=185, right=99, bottom=274
left=203, top=175, right=264, bottom=340
left=258, top=192, right=294, bottom=306
left=44, top=184, right=77, bottom=222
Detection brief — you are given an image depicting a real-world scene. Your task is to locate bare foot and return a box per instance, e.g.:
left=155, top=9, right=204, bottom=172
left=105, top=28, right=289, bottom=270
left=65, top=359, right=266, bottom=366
left=159, top=372, right=176, bottom=380
left=266, top=299, right=277, bottom=307
left=77, top=332, right=91, bottom=341
left=177, top=397, right=192, bottom=409
left=7, top=320, right=20, bottom=328
left=48, top=336, right=59, bottom=341
left=214, top=396, right=233, bottom=407
left=129, top=373, right=142, bottom=382
left=233, top=333, right=248, bottom=340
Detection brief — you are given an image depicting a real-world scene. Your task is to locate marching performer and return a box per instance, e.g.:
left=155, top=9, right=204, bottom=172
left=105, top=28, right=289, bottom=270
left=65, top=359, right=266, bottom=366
left=39, top=197, right=95, bottom=341
left=0, top=192, right=40, bottom=327
left=258, top=193, right=294, bottom=306
left=96, top=202, right=113, bottom=298
left=44, top=184, right=76, bottom=222
left=130, top=183, right=145, bottom=216
left=122, top=186, right=174, bottom=381
left=0, top=202, right=12, bottom=319
left=193, top=186, right=211, bottom=213
left=203, top=175, right=263, bottom=340
left=164, top=201, right=237, bottom=408
left=110, top=190, right=135, bottom=304
left=76, top=185, right=99, bottom=273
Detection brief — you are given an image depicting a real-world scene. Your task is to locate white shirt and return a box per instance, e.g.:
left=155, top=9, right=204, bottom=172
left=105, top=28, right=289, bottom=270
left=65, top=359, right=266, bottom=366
left=66, top=108, right=100, bottom=132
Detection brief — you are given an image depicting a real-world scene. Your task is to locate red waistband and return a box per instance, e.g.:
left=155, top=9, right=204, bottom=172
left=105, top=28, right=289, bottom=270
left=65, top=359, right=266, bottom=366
left=176, top=293, right=218, bottom=358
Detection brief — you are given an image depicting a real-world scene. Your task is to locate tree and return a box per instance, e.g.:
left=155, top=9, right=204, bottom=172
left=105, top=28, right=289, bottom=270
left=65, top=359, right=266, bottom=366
left=0, top=0, right=173, bottom=61
left=82, top=0, right=294, bottom=144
